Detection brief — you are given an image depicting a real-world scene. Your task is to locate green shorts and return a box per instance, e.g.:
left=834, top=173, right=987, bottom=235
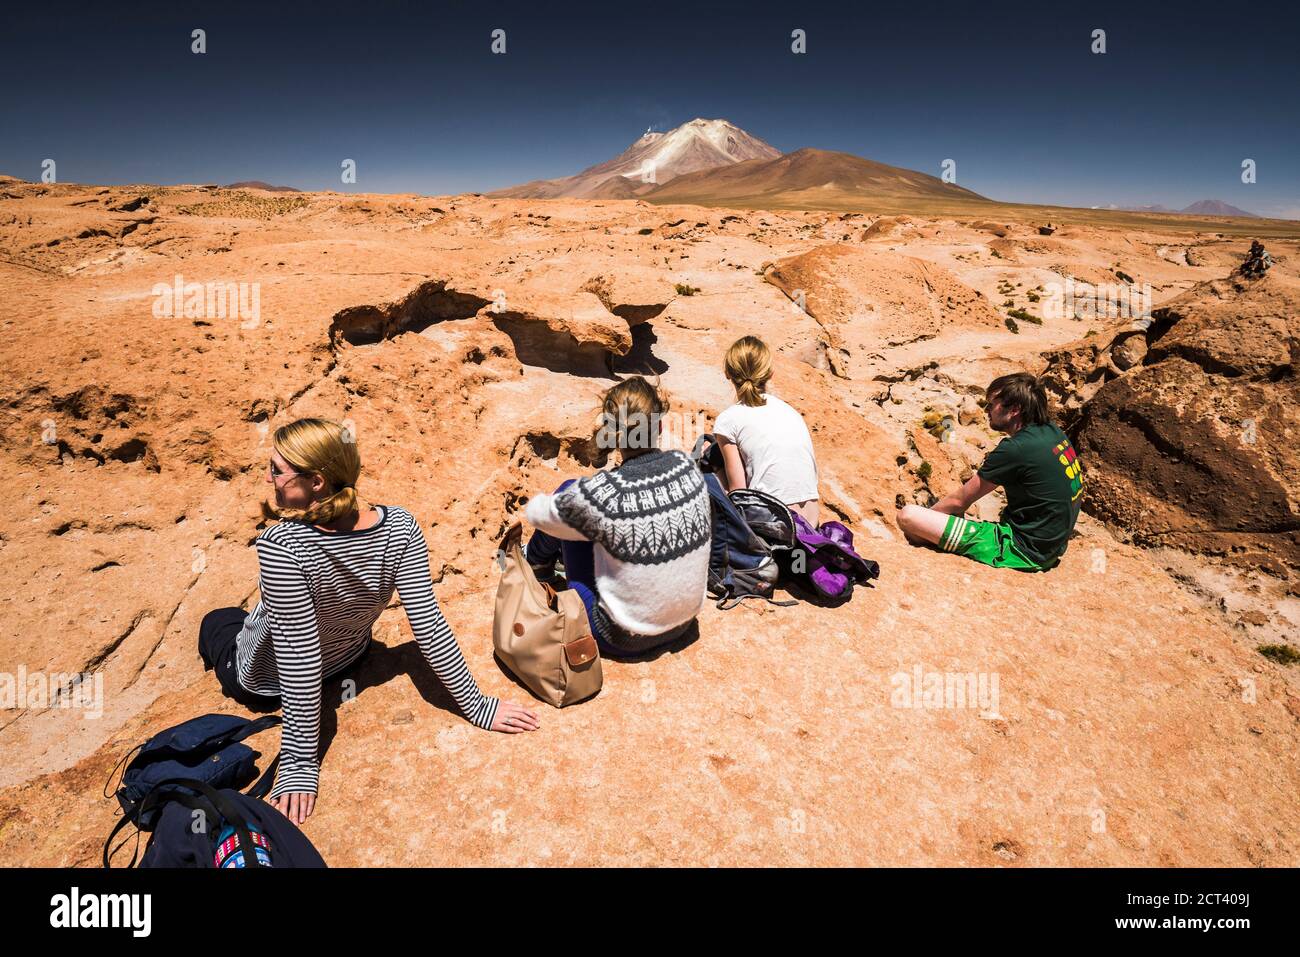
left=940, top=515, right=1046, bottom=571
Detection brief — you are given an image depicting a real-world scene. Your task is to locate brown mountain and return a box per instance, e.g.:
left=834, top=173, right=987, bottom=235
left=224, top=180, right=301, bottom=193
left=1180, top=199, right=1258, bottom=218
left=639, top=147, right=990, bottom=210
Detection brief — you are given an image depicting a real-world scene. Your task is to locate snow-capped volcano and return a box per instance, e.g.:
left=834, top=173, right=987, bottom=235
left=490, top=118, right=781, bottom=200
left=618, top=118, right=781, bottom=183
left=489, top=117, right=990, bottom=210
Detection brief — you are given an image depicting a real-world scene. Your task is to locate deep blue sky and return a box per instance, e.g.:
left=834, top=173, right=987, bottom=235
left=3, top=1, right=1297, bottom=217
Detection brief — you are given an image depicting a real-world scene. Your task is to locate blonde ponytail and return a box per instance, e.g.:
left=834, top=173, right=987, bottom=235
left=261, top=418, right=364, bottom=525
left=724, top=335, right=772, bottom=408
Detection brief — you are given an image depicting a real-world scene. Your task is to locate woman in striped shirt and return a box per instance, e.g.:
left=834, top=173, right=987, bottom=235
left=198, top=418, right=539, bottom=824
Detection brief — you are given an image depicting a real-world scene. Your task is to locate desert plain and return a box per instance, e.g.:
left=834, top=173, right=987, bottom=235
left=0, top=177, right=1297, bottom=865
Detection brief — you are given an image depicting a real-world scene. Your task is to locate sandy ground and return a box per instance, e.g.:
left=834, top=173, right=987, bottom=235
left=0, top=180, right=1297, bottom=866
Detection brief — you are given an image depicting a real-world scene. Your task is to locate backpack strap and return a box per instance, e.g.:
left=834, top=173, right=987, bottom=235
left=209, top=714, right=281, bottom=749
left=103, top=809, right=143, bottom=868
left=715, top=593, right=798, bottom=611
left=691, top=433, right=725, bottom=474
left=101, top=741, right=145, bottom=800
left=223, top=716, right=282, bottom=796
left=169, top=778, right=266, bottom=870
left=247, top=754, right=281, bottom=801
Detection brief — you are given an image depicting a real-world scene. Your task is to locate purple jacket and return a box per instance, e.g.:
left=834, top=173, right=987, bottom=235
left=790, top=513, right=880, bottom=599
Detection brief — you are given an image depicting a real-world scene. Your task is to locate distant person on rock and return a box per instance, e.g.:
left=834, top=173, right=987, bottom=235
left=199, top=418, right=538, bottom=825
left=506, top=376, right=711, bottom=657
left=713, top=335, right=821, bottom=524
left=895, top=373, right=1083, bottom=571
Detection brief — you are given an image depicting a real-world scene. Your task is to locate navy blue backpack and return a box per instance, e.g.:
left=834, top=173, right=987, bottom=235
left=138, top=782, right=327, bottom=869
left=692, top=435, right=797, bottom=609
left=104, top=713, right=291, bottom=867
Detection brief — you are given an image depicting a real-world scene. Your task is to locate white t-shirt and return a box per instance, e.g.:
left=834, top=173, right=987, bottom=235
left=713, top=393, right=819, bottom=504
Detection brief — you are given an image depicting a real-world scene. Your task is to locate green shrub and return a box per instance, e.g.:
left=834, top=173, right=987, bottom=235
left=1008, top=308, right=1042, bottom=325
left=1005, top=316, right=1020, bottom=334
left=674, top=283, right=700, bottom=296
left=1259, top=644, right=1300, bottom=665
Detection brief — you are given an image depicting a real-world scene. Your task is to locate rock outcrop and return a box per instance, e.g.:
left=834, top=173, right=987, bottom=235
left=1042, top=251, right=1299, bottom=572
left=762, top=244, right=1003, bottom=379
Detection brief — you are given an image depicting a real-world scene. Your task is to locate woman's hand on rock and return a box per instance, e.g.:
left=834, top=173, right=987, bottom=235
left=491, top=700, right=540, bottom=734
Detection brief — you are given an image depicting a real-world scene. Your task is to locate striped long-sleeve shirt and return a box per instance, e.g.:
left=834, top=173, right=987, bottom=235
left=235, top=505, right=498, bottom=797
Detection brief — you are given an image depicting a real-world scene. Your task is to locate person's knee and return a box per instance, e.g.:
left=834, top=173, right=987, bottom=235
left=897, top=504, right=942, bottom=545
left=896, top=504, right=922, bottom=533
left=200, top=606, right=242, bottom=639
left=199, top=607, right=238, bottom=668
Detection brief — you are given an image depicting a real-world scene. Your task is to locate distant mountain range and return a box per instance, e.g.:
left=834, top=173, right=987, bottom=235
left=224, top=181, right=301, bottom=193
left=490, top=118, right=988, bottom=207
left=221, top=123, right=1266, bottom=220
left=1094, top=199, right=1259, bottom=218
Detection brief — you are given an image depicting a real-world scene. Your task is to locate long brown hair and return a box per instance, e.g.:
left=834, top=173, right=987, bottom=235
left=261, top=418, right=363, bottom=525
left=595, top=376, right=669, bottom=459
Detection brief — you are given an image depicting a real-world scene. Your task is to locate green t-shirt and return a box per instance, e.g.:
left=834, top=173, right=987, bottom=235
left=976, top=423, right=1084, bottom=566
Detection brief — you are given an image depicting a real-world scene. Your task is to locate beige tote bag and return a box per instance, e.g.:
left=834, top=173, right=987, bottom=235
left=493, top=540, right=602, bottom=708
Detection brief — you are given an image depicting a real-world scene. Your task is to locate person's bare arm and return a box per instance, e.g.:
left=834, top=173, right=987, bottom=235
left=717, top=437, right=747, bottom=492
left=932, top=473, right=998, bottom=517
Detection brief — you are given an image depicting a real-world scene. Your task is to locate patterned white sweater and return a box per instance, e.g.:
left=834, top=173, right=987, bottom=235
left=525, top=449, right=710, bottom=644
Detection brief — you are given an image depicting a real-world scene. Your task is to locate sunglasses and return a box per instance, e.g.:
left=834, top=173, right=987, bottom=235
left=269, top=460, right=307, bottom=482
